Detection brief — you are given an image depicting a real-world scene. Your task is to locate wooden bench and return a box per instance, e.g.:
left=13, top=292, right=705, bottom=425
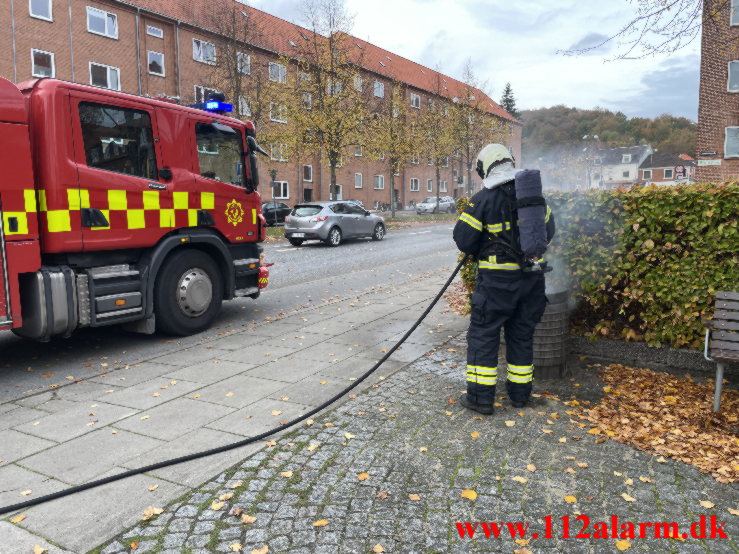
left=704, top=291, right=739, bottom=412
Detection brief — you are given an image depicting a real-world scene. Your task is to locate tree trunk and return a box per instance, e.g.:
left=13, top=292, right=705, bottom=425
left=390, top=173, right=396, bottom=218
left=435, top=165, right=441, bottom=214
left=330, top=162, right=337, bottom=201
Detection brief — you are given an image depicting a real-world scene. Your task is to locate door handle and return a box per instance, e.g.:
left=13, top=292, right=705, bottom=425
left=148, top=182, right=166, bottom=190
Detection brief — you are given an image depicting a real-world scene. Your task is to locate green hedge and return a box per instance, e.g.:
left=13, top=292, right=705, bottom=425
left=457, top=183, right=739, bottom=349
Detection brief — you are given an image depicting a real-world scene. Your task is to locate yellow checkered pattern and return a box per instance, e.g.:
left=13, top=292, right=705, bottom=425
left=34, top=189, right=216, bottom=232
left=2, top=189, right=37, bottom=236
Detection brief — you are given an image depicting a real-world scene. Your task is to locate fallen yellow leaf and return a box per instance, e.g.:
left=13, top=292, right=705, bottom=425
left=512, top=476, right=528, bottom=484
left=615, top=539, right=631, bottom=551
left=526, top=464, right=536, bottom=472
left=624, top=478, right=633, bottom=486
left=621, top=493, right=636, bottom=502
left=460, top=489, right=478, bottom=500
left=357, top=472, right=370, bottom=481
left=470, top=432, right=480, bottom=438
left=129, top=542, right=138, bottom=551
left=559, top=437, right=567, bottom=443
left=280, top=471, right=294, bottom=478
left=231, top=481, right=243, bottom=489
left=614, top=471, right=623, bottom=476
left=699, top=500, right=715, bottom=509
left=271, top=410, right=282, bottom=416
left=577, top=462, right=589, bottom=469
left=241, top=514, right=257, bottom=524
left=372, top=545, right=385, bottom=553
left=344, top=432, right=356, bottom=440
left=265, top=440, right=277, bottom=447
left=639, top=476, right=651, bottom=483
left=419, top=447, right=428, bottom=453
left=141, top=506, right=163, bottom=520
left=10, top=514, right=27, bottom=524
left=211, top=501, right=225, bottom=510
left=20, top=490, right=32, bottom=496
left=564, top=495, right=577, bottom=503
left=505, top=420, right=516, bottom=427
left=313, top=519, right=329, bottom=527
left=408, top=494, right=421, bottom=501
left=225, top=392, right=235, bottom=397
left=147, top=485, right=159, bottom=492
left=230, top=544, right=243, bottom=552
left=33, top=547, right=48, bottom=554
left=219, top=493, right=234, bottom=501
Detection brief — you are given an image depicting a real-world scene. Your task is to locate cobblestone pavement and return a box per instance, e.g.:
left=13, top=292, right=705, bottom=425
left=98, top=335, right=739, bottom=554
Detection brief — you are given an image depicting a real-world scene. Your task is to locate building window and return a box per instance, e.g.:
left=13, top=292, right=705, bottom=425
left=643, top=169, right=652, bottom=180
left=336, top=155, right=343, bottom=168
left=270, top=143, right=288, bottom=162
left=238, top=52, right=251, bottom=74
left=193, top=39, right=216, bottom=64
left=87, top=7, right=118, bottom=39
left=441, top=156, right=449, bottom=168
left=354, top=75, right=362, bottom=91
left=355, top=145, right=363, bottom=157
left=354, top=173, right=363, bottom=188
left=303, top=165, right=313, bottom=182
left=147, top=51, right=164, bottom=76
left=373, top=81, right=384, bottom=97
left=621, top=154, right=632, bottom=163
left=30, top=0, right=52, bottom=21
left=31, top=49, right=55, bottom=78
left=664, top=168, right=673, bottom=179
left=194, top=85, right=218, bottom=103
left=379, top=152, right=385, bottom=160
left=373, top=175, right=385, bottom=189
left=328, top=80, right=342, bottom=96
left=726, top=127, right=739, bottom=158
left=269, top=62, right=287, bottom=83
left=89, top=62, right=120, bottom=90
left=410, top=178, right=419, bottom=191
left=440, top=181, right=448, bottom=192
left=427, top=158, right=433, bottom=166
left=427, top=179, right=433, bottom=192
left=273, top=181, right=289, bottom=199
left=300, top=72, right=311, bottom=82
left=146, top=25, right=163, bottom=38
left=270, top=103, right=287, bottom=123
left=238, top=96, right=251, bottom=117
left=728, top=61, right=739, bottom=92
left=732, top=0, right=739, bottom=25
left=410, top=93, right=420, bottom=108
left=410, top=155, right=419, bottom=165
left=302, top=92, right=312, bottom=110
left=622, top=170, right=630, bottom=178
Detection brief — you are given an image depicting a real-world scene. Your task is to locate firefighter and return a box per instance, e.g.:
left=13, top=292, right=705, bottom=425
left=453, top=144, right=555, bottom=415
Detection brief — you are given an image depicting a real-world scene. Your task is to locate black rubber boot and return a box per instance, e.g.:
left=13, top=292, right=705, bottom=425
left=507, top=380, right=532, bottom=408
left=459, top=383, right=495, bottom=415
left=459, top=394, right=495, bottom=415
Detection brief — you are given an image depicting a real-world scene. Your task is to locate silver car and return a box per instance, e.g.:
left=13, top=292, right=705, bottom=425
left=284, top=201, right=386, bottom=247
left=416, top=196, right=456, bottom=214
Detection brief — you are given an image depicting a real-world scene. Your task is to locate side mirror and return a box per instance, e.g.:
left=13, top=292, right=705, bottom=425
left=159, top=167, right=173, bottom=181
left=364, top=210, right=371, bottom=216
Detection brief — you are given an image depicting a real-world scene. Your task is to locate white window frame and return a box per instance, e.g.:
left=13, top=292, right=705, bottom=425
left=410, top=93, right=420, bottom=108
left=410, top=178, right=419, bottom=192
left=379, top=152, right=385, bottom=161
left=440, top=181, right=448, bottom=193
left=302, top=92, right=312, bottom=110
left=194, top=85, right=218, bottom=104
left=354, top=172, right=363, bottom=189
left=31, top=49, right=55, bottom=78
left=273, top=181, right=289, bottom=199
left=86, top=6, right=118, bottom=39
left=373, top=175, right=385, bottom=190
left=643, top=169, right=652, bottom=180
left=427, top=179, right=433, bottom=192
left=269, top=102, right=287, bottom=124
left=147, top=51, right=165, bottom=77
left=146, top=25, right=163, bottom=38
left=270, top=143, right=288, bottom=162
left=373, top=81, right=384, bottom=98
left=89, top=62, right=120, bottom=91
left=726, top=126, right=739, bottom=158
left=622, top=154, right=632, bottom=163
left=303, top=164, right=313, bottom=182
left=427, top=158, right=433, bottom=166
left=237, top=52, right=251, bottom=75
left=269, top=62, right=287, bottom=83
left=354, top=75, right=362, bottom=91
left=29, top=0, right=52, bottom=21
left=664, top=168, right=674, bottom=179
left=728, top=61, right=739, bottom=92
left=355, top=145, right=363, bottom=157
left=238, top=96, right=251, bottom=117
left=732, top=0, right=739, bottom=25
left=192, top=38, right=216, bottom=64
left=410, top=155, right=419, bottom=165
left=328, top=80, right=342, bottom=96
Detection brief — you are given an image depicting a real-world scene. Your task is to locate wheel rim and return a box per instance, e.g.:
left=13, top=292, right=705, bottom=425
left=330, top=229, right=340, bottom=245
left=176, top=267, right=213, bottom=318
left=375, top=225, right=384, bottom=239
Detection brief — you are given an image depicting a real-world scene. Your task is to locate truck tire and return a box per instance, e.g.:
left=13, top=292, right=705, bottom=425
left=154, top=249, right=223, bottom=336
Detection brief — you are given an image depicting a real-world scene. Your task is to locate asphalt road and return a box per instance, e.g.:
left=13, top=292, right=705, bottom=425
left=0, top=223, right=459, bottom=403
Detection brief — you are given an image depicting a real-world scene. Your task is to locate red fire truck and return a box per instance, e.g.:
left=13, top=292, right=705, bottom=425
left=0, top=77, right=269, bottom=340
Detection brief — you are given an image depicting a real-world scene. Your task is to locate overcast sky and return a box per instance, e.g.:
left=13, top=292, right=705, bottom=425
left=249, top=0, right=700, bottom=121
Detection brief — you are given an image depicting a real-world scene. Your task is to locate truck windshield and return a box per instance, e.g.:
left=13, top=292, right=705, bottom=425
left=195, top=122, right=244, bottom=186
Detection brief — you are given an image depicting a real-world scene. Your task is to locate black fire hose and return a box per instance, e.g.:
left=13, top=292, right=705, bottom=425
left=0, top=257, right=468, bottom=516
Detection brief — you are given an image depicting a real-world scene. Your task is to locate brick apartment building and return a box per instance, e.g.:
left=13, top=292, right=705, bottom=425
left=696, top=0, right=739, bottom=181
left=0, top=0, right=520, bottom=208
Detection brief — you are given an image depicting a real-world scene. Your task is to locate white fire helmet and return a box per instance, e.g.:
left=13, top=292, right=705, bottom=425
left=476, top=143, right=515, bottom=179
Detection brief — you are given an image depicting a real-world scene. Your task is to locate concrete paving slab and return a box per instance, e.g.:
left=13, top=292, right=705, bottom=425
left=372, top=340, right=433, bottom=363
left=243, top=356, right=329, bottom=383
left=0, top=406, right=48, bottom=431
left=267, top=374, right=360, bottom=407
left=99, top=377, right=201, bottom=410
left=21, top=429, right=164, bottom=485
left=0, top=429, right=56, bottom=467
left=206, top=397, right=313, bottom=437
left=20, top=472, right=186, bottom=553
left=0, top=464, right=68, bottom=507
left=150, top=345, right=219, bottom=366
left=0, top=522, right=74, bottom=554
left=120, top=427, right=262, bottom=488
left=299, top=319, right=359, bottom=336
left=0, top=403, right=17, bottom=416
left=13, top=402, right=136, bottom=442
left=191, top=374, right=285, bottom=409
left=50, top=379, right=126, bottom=403
left=297, top=341, right=368, bottom=363
left=88, top=362, right=179, bottom=388
left=163, top=359, right=255, bottom=384
left=264, top=331, right=331, bottom=349
left=218, top=343, right=296, bottom=365
left=203, top=332, right=273, bottom=351
left=114, top=398, right=234, bottom=441
left=317, top=355, right=406, bottom=379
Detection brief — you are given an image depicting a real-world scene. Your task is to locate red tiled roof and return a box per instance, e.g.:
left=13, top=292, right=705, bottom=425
left=122, top=0, right=516, bottom=121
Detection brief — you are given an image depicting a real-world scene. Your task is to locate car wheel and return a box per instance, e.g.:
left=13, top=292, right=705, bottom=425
left=288, top=238, right=303, bottom=246
left=372, top=223, right=385, bottom=241
left=154, top=249, right=223, bottom=336
left=326, top=226, right=342, bottom=247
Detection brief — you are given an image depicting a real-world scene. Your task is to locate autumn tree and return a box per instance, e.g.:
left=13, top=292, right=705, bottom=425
left=420, top=73, right=456, bottom=207
left=499, top=82, right=520, bottom=119
left=365, top=80, right=420, bottom=216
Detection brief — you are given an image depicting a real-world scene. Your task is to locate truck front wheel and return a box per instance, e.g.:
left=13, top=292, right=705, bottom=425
left=154, top=249, right=223, bottom=336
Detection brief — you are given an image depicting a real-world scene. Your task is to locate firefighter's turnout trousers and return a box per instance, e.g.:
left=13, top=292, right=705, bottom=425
left=466, top=271, right=546, bottom=405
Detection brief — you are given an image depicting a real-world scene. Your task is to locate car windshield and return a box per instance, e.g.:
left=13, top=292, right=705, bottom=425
left=292, top=205, right=323, bottom=217
left=423, top=197, right=438, bottom=203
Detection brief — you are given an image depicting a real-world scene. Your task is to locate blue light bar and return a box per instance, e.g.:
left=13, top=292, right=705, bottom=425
left=205, top=101, right=233, bottom=112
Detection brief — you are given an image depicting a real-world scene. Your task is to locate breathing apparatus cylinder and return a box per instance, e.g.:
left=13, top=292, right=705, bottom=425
left=514, top=169, right=550, bottom=272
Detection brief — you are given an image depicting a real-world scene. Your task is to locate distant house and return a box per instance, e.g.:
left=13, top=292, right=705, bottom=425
left=588, top=145, right=653, bottom=189
left=638, top=153, right=696, bottom=185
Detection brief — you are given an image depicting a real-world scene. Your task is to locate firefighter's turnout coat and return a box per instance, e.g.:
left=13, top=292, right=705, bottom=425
left=453, top=171, right=555, bottom=405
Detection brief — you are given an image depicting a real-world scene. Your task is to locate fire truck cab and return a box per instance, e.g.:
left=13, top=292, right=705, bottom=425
left=0, top=77, right=269, bottom=340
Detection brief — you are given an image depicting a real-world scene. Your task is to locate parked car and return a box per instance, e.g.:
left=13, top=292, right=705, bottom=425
left=262, top=201, right=292, bottom=226
left=284, top=201, right=386, bottom=247
left=416, top=196, right=456, bottom=214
